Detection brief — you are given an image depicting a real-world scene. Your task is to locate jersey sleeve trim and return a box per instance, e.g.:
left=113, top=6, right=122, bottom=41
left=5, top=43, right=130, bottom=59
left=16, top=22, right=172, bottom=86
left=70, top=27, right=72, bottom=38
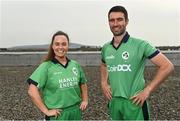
left=79, top=81, right=87, bottom=84
left=27, top=78, right=38, bottom=86
left=148, top=50, right=160, bottom=59
left=101, top=59, right=106, bottom=63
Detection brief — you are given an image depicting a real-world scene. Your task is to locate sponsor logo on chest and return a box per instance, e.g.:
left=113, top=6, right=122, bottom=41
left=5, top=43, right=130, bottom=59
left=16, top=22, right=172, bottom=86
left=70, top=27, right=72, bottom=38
left=59, top=77, right=78, bottom=88
left=107, top=51, right=132, bottom=72
left=53, top=67, right=79, bottom=88
left=107, top=64, right=131, bottom=72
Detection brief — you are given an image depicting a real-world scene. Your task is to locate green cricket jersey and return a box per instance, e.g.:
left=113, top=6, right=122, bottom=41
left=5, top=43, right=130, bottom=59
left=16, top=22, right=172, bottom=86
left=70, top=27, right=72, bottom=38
left=101, top=32, right=159, bottom=99
left=27, top=58, right=87, bottom=109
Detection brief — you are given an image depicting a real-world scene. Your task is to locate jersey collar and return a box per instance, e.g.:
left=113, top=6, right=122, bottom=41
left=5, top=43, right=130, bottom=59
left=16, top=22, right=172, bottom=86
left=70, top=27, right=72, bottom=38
left=110, top=32, right=130, bottom=50
left=51, top=57, right=70, bottom=68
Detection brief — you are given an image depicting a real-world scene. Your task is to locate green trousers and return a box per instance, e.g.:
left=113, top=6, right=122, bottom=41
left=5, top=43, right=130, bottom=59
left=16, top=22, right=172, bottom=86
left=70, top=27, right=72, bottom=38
left=45, top=103, right=81, bottom=120
left=108, top=97, right=150, bottom=120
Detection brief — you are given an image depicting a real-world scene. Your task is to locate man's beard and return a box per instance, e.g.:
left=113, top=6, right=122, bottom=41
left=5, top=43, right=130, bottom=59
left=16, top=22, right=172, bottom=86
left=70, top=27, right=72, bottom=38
left=111, top=27, right=126, bottom=36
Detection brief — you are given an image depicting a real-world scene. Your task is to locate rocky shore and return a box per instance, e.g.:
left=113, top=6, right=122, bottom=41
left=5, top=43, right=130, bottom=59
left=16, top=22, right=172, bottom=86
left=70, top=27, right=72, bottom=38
left=0, top=66, right=179, bottom=120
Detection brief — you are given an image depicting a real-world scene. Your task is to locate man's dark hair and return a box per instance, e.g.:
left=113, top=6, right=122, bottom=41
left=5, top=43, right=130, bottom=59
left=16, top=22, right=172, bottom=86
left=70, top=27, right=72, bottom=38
left=108, top=6, right=128, bottom=21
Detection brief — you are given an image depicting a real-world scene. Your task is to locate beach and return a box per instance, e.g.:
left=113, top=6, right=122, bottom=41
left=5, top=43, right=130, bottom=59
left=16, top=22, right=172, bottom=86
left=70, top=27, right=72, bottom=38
left=0, top=66, right=179, bottom=120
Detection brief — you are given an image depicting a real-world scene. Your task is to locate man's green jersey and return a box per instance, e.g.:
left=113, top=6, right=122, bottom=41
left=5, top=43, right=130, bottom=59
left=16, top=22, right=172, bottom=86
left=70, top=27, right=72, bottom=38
left=27, top=58, right=87, bottom=109
left=101, top=32, right=159, bottom=99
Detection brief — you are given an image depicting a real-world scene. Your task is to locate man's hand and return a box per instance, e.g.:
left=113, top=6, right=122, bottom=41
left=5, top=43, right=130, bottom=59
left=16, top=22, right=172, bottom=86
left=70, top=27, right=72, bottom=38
left=101, top=82, right=112, bottom=100
left=130, top=88, right=150, bottom=107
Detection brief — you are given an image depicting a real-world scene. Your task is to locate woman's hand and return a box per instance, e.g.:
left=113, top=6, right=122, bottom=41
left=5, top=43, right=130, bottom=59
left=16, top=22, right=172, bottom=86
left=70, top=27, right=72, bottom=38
left=45, top=109, right=62, bottom=118
left=80, top=101, right=88, bottom=111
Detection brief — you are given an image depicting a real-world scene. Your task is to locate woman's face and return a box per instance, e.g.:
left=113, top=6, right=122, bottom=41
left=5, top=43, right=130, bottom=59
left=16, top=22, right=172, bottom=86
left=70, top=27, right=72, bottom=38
left=52, top=35, right=69, bottom=58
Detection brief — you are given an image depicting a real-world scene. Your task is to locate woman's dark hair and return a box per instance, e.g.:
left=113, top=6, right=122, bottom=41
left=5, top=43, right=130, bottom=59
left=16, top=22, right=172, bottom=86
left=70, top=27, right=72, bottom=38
left=44, top=31, right=69, bottom=61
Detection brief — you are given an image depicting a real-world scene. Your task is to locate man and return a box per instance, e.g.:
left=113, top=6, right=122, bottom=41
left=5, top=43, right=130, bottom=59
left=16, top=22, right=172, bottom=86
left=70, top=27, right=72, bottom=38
left=100, top=5, right=174, bottom=120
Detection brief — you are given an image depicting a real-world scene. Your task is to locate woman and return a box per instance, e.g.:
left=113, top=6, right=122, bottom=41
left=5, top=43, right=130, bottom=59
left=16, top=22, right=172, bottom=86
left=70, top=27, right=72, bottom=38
left=27, top=31, right=88, bottom=120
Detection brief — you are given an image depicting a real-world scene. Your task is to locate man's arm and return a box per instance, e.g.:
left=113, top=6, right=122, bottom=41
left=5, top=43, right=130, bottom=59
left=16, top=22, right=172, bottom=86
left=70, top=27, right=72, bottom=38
left=100, top=62, right=112, bottom=100
left=131, top=52, right=174, bottom=106
left=145, top=52, right=174, bottom=94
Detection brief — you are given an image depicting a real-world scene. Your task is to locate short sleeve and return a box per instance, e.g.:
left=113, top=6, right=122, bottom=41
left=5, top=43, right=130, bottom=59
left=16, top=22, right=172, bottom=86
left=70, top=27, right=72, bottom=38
left=27, top=62, right=49, bottom=89
left=101, top=45, right=106, bottom=63
left=77, top=64, right=87, bottom=84
left=143, top=41, right=160, bottom=59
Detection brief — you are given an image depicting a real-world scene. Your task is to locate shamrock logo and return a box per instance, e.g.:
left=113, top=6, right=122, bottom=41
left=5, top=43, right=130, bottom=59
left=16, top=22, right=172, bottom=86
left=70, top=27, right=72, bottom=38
left=72, top=67, right=78, bottom=76
left=122, top=51, right=129, bottom=60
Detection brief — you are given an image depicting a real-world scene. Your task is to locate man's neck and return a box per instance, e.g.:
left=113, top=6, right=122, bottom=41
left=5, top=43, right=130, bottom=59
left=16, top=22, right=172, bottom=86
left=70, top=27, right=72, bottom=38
left=113, top=32, right=126, bottom=47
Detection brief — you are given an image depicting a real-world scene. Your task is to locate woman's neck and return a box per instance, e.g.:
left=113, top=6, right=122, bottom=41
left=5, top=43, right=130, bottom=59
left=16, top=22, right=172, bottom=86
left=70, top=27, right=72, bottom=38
left=55, top=56, right=67, bottom=65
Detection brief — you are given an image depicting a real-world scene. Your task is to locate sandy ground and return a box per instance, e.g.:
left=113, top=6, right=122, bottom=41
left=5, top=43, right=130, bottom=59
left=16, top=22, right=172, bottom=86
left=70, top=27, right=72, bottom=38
left=0, top=66, right=179, bottom=120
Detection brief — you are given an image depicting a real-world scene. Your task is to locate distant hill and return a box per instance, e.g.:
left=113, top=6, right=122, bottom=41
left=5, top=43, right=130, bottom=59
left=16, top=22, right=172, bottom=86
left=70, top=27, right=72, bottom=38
left=1, top=44, right=179, bottom=52
left=2, top=43, right=100, bottom=52
left=156, top=46, right=180, bottom=51
left=8, top=43, right=82, bottom=50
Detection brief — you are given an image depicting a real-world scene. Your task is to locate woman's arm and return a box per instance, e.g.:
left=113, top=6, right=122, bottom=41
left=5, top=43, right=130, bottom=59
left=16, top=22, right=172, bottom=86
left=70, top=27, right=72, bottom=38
left=80, top=83, right=88, bottom=111
left=28, top=84, right=61, bottom=117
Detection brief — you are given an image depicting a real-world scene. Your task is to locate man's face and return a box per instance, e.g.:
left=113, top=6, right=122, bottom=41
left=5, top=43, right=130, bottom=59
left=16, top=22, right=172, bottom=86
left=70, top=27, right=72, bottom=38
left=108, top=12, right=128, bottom=36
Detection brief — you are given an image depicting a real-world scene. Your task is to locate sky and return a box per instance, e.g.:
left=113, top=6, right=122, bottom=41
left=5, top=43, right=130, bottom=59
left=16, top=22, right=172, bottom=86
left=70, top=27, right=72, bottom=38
left=0, top=0, right=180, bottom=48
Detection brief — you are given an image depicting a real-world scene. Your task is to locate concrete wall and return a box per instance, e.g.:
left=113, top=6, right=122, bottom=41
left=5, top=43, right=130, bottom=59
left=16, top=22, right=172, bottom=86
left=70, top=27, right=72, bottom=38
left=0, top=51, right=179, bottom=66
